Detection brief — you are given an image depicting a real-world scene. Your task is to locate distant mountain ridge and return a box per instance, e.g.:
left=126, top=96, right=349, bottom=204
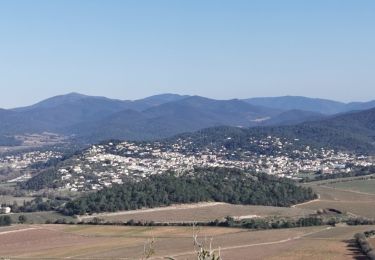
left=12, top=92, right=188, bottom=112
left=244, top=96, right=375, bottom=115
left=0, top=93, right=374, bottom=145
left=65, top=96, right=284, bottom=141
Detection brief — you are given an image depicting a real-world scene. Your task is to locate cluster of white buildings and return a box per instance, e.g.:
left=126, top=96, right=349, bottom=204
left=54, top=137, right=373, bottom=192
left=0, top=151, right=62, bottom=170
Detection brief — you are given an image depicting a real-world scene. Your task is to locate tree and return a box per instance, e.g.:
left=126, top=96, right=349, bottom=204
left=0, top=215, right=12, bottom=226
left=18, top=215, right=27, bottom=224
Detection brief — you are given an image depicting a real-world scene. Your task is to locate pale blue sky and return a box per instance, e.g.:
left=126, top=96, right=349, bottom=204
left=0, top=0, right=374, bottom=108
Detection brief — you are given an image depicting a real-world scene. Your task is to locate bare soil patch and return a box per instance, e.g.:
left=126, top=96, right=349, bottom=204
left=0, top=225, right=101, bottom=257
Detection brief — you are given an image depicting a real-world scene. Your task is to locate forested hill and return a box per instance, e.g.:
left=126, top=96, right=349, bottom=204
left=168, top=107, right=375, bottom=154
left=62, top=167, right=316, bottom=216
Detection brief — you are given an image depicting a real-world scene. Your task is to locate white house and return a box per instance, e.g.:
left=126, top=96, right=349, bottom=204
left=0, top=206, right=11, bottom=214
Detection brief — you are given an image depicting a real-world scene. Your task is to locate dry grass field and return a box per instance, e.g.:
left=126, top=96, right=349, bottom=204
left=0, top=195, right=34, bottom=205
left=0, top=224, right=373, bottom=259
left=325, top=178, right=375, bottom=194
left=9, top=211, right=75, bottom=224
left=80, top=202, right=315, bottom=223
left=297, top=180, right=375, bottom=218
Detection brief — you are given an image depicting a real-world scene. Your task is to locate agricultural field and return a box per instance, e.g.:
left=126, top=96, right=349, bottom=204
left=324, top=178, right=375, bottom=194
left=0, top=224, right=373, bottom=259
left=297, top=179, right=375, bottom=218
left=80, top=202, right=315, bottom=223
left=0, top=195, right=34, bottom=205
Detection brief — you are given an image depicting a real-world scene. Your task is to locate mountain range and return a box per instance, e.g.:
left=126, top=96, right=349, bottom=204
left=0, top=93, right=375, bottom=145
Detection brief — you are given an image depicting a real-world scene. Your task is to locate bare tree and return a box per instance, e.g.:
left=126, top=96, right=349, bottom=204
left=192, top=224, right=221, bottom=260
left=142, top=237, right=156, bottom=260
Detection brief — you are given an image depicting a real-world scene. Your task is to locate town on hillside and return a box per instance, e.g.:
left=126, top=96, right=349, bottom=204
left=2, top=135, right=372, bottom=193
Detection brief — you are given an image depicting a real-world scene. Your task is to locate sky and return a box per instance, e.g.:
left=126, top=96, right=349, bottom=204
left=0, top=0, right=374, bottom=108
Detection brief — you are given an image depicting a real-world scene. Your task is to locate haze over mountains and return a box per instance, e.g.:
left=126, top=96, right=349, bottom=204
left=0, top=93, right=375, bottom=145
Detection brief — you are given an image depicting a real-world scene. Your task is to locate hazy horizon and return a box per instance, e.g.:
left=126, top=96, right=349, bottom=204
left=1, top=0, right=374, bottom=107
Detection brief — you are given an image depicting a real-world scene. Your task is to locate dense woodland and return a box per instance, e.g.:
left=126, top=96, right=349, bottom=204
left=21, top=167, right=61, bottom=190
left=62, top=167, right=317, bottom=215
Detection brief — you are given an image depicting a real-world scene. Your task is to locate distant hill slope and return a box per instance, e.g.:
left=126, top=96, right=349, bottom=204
left=13, top=92, right=188, bottom=113
left=1, top=94, right=130, bottom=134
left=13, top=93, right=99, bottom=111
left=244, top=96, right=375, bottom=115
left=66, top=96, right=283, bottom=141
left=244, top=96, right=346, bottom=114
left=260, top=109, right=325, bottom=126
left=345, top=100, right=375, bottom=112
left=143, top=96, right=281, bottom=126
left=0, top=93, right=189, bottom=137
left=132, top=93, right=190, bottom=110
left=0, top=108, right=51, bottom=134
left=170, top=107, right=375, bottom=153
